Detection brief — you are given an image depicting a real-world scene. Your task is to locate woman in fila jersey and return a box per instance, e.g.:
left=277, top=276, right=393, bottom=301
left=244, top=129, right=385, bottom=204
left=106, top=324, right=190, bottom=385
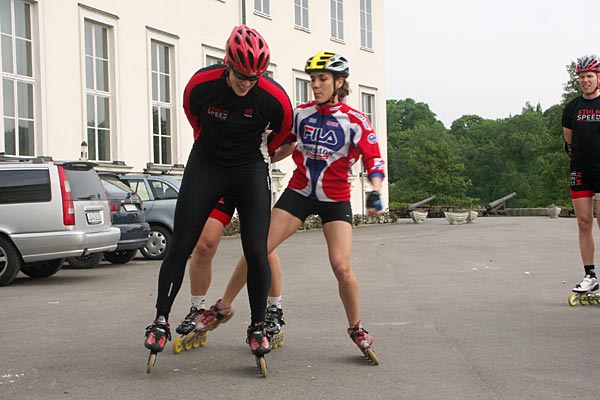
left=212, top=51, right=386, bottom=362
left=563, top=55, right=600, bottom=295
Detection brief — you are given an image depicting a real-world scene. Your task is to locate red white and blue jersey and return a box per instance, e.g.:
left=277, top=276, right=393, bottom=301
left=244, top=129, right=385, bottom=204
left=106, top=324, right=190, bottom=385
left=287, top=100, right=385, bottom=202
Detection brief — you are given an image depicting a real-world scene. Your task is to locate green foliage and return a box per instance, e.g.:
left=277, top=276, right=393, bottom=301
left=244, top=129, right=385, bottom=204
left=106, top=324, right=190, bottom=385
left=385, top=58, right=579, bottom=208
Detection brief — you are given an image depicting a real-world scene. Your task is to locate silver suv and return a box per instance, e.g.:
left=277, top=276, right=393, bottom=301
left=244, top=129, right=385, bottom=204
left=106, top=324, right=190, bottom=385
left=0, top=157, right=120, bottom=286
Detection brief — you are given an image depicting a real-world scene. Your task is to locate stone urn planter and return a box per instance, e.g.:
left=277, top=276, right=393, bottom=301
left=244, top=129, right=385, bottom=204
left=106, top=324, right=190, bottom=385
left=467, top=210, right=478, bottom=223
left=444, top=211, right=469, bottom=225
left=547, top=206, right=561, bottom=218
left=410, top=210, right=428, bottom=224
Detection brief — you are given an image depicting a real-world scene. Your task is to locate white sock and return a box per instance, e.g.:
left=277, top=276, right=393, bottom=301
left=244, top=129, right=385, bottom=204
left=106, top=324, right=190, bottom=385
left=267, top=296, right=282, bottom=309
left=191, top=295, right=207, bottom=310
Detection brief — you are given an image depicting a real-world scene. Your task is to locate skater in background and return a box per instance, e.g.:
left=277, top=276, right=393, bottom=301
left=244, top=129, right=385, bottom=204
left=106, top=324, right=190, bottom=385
left=144, top=24, right=293, bottom=359
left=563, top=55, right=600, bottom=293
left=175, top=138, right=294, bottom=341
left=191, top=51, right=385, bottom=360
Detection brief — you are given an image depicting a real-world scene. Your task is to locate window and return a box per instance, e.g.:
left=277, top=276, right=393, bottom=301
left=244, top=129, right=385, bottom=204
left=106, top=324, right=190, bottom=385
left=151, top=41, right=173, bottom=165
left=206, top=55, right=223, bottom=66
left=1, top=0, right=35, bottom=156
left=254, top=0, right=270, bottom=15
left=84, top=20, right=112, bottom=161
left=360, top=0, right=373, bottom=49
left=295, top=77, right=310, bottom=107
left=0, top=170, right=50, bottom=204
left=361, top=92, right=375, bottom=129
left=294, top=0, right=309, bottom=30
left=330, top=0, right=344, bottom=40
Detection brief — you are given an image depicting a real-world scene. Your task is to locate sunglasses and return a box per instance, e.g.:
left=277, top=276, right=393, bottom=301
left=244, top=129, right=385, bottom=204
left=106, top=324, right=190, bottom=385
left=232, top=69, right=261, bottom=82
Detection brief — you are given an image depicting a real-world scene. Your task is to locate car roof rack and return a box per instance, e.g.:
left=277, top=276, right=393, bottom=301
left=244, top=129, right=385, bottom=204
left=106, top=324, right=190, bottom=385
left=0, top=153, right=46, bottom=164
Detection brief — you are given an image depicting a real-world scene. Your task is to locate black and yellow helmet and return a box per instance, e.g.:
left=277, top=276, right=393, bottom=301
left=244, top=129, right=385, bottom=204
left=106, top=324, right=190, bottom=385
left=304, top=51, right=349, bottom=77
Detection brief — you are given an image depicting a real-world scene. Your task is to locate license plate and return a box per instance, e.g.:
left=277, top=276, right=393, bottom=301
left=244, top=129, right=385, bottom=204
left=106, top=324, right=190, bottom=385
left=86, top=211, right=102, bottom=225
left=123, top=204, right=137, bottom=212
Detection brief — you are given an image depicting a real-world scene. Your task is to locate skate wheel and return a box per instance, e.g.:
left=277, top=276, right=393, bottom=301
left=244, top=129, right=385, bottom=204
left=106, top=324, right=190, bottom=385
left=146, top=353, right=157, bottom=374
left=192, top=339, right=201, bottom=349
left=173, top=336, right=183, bottom=354
left=183, top=337, right=193, bottom=351
left=365, top=348, right=379, bottom=365
left=568, top=293, right=579, bottom=307
left=257, top=356, right=267, bottom=378
left=580, top=295, right=589, bottom=305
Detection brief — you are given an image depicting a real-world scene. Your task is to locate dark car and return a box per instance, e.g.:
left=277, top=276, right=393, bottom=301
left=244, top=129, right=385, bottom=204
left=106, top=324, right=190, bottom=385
left=119, top=174, right=180, bottom=260
left=66, top=173, right=150, bottom=268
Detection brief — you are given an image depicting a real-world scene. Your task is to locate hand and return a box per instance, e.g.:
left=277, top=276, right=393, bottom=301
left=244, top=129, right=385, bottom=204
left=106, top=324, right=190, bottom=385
left=564, top=142, right=572, bottom=158
left=366, top=191, right=382, bottom=213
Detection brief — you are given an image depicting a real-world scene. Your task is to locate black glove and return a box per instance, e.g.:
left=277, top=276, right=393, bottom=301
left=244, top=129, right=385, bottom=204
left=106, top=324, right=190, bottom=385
left=366, top=191, right=382, bottom=211
left=564, top=142, right=572, bottom=158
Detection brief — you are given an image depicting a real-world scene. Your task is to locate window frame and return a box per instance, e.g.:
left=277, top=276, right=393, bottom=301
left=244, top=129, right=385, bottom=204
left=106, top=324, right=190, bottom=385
left=79, top=6, right=119, bottom=163
left=0, top=0, right=38, bottom=157
left=254, top=0, right=270, bottom=17
left=330, top=0, right=344, bottom=41
left=294, top=0, right=309, bottom=31
left=359, top=0, right=373, bottom=50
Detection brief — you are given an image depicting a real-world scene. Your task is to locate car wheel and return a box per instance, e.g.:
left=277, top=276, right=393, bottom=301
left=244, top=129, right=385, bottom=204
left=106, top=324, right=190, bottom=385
left=66, top=252, right=104, bottom=269
left=140, top=225, right=171, bottom=260
left=0, top=236, right=21, bottom=286
left=104, top=249, right=137, bottom=264
left=20, top=258, right=64, bottom=278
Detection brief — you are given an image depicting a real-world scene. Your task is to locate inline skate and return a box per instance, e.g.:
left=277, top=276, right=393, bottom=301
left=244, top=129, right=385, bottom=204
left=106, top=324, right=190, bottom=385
left=348, top=321, right=379, bottom=365
left=183, top=299, right=233, bottom=347
left=264, top=305, right=285, bottom=349
left=247, top=322, right=271, bottom=378
left=144, top=316, right=171, bottom=373
left=173, top=307, right=208, bottom=353
left=568, top=275, right=600, bottom=306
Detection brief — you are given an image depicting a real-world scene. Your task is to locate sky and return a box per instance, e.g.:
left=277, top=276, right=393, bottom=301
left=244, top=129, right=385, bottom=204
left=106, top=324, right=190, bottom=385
left=384, top=0, right=595, bottom=128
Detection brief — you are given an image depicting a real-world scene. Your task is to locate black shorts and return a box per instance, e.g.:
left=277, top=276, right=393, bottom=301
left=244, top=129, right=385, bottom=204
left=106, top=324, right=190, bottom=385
left=569, top=166, right=600, bottom=199
left=274, top=188, right=353, bottom=225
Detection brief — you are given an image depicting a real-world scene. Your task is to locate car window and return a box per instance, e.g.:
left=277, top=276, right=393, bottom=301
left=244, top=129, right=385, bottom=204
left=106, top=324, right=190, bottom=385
left=0, top=169, right=51, bottom=204
left=101, top=175, right=134, bottom=196
left=126, top=179, right=151, bottom=201
left=63, top=168, right=106, bottom=201
left=151, top=180, right=177, bottom=200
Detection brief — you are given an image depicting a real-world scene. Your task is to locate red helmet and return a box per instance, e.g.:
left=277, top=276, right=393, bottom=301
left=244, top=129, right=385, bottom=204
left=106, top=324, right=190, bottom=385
left=224, top=25, right=270, bottom=76
left=576, top=56, right=600, bottom=73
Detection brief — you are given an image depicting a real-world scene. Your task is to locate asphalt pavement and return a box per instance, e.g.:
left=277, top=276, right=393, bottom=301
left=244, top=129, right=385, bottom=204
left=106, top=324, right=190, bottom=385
left=1, top=216, right=600, bottom=400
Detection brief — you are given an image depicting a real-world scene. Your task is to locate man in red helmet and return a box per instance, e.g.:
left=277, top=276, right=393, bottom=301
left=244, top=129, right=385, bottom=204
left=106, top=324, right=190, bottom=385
left=563, top=55, right=600, bottom=294
left=144, top=25, right=293, bottom=360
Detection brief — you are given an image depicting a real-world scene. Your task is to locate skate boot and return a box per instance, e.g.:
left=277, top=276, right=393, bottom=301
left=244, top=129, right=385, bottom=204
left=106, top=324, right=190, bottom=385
left=264, top=305, right=285, bottom=349
left=144, top=316, right=171, bottom=352
left=247, top=322, right=270, bottom=378
left=144, top=316, right=171, bottom=373
left=568, top=275, right=600, bottom=306
left=572, top=275, right=599, bottom=293
left=247, top=322, right=272, bottom=356
left=173, top=307, right=207, bottom=353
left=348, top=321, right=379, bottom=365
left=183, top=299, right=233, bottom=346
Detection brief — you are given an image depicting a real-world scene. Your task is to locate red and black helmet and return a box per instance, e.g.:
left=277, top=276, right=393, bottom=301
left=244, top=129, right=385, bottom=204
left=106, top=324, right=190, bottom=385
left=224, top=25, right=270, bottom=76
left=576, top=56, right=600, bottom=73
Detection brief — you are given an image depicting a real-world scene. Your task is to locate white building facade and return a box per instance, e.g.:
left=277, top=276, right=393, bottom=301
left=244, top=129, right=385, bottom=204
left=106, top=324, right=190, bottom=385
left=0, top=0, right=388, bottom=214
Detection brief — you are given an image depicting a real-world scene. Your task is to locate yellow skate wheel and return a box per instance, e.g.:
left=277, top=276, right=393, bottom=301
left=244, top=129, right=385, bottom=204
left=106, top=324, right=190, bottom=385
left=568, top=293, right=579, bottom=307
left=183, top=337, right=193, bottom=351
left=173, top=337, right=183, bottom=354
left=197, top=332, right=208, bottom=347
left=365, top=348, right=379, bottom=365
left=192, top=339, right=201, bottom=349
left=580, top=295, right=589, bottom=305
left=146, top=353, right=157, bottom=374
left=258, top=356, right=267, bottom=378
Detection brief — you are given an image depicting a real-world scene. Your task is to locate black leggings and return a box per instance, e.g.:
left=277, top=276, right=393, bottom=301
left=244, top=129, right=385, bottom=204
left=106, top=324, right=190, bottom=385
left=155, top=147, right=272, bottom=324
